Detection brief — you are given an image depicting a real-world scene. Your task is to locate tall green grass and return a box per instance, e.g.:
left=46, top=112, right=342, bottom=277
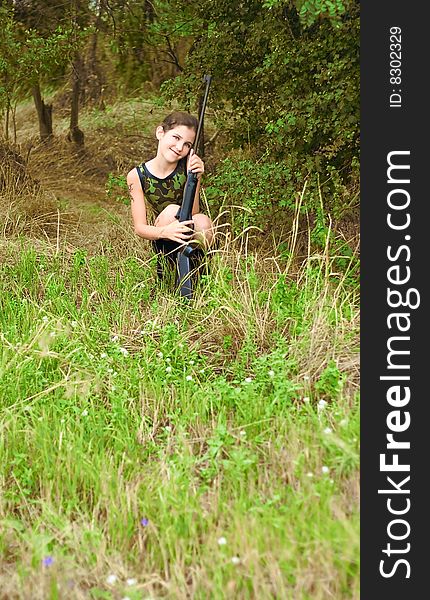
left=0, top=231, right=359, bottom=599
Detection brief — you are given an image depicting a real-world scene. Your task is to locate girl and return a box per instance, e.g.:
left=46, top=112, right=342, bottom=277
left=127, top=111, right=214, bottom=247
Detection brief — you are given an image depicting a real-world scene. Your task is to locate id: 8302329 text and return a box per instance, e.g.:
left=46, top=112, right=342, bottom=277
left=389, top=26, right=402, bottom=109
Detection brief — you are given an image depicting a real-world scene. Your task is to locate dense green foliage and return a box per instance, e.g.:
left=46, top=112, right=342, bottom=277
left=166, top=1, right=359, bottom=158
left=162, top=0, right=359, bottom=203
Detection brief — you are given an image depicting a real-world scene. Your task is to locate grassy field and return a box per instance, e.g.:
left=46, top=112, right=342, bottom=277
left=0, top=98, right=359, bottom=599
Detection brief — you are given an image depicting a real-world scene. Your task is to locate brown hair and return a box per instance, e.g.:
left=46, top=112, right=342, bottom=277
left=161, top=111, right=199, bottom=134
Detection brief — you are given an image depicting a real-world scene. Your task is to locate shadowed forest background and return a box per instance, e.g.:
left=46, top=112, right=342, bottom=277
left=1, top=1, right=360, bottom=599
left=1, top=0, right=359, bottom=244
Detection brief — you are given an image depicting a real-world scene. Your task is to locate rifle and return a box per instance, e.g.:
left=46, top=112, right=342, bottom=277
left=175, top=74, right=212, bottom=299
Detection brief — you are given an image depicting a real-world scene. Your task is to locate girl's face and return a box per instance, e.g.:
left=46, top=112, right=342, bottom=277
left=156, top=125, right=196, bottom=163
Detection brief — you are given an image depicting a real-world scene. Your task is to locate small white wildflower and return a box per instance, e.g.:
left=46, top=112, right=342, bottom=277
left=112, top=371, right=118, bottom=378
left=49, top=331, right=56, bottom=338
left=317, top=400, right=327, bottom=412
left=60, top=418, right=65, bottom=424
left=71, top=321, right=78, bottom=328
left=157, top=351, right=164, bottom=358
left=100, top=352, right=107, bottom=359
left=339, top=418, right=348, bottom=427
left=178, top=343, right=184, bottom=348
left=165, top=425, right=172, bottom=432
left=303, top=397, right=310, bottom=403
left=199, top=368, right=205, bottom=374
left=81, top=409, right=88, bottom=417
left=111, top=386, right=116, bottom=392
left=166, top=366, right=172, bottom=373
left=306, top=472, right=314, bottom=478
left=244, top=377, right=253, bottom=383
left=239, top=430, right=246, bottom=437
left=111, top=335, right=119, bottom=342
left=268, top=370, right=275, bottom=378
left=126, top=578, right=137, bottom=586
left=189, top=359, right=195, bottom=365
left=323, top=427, right=332, bottom=434
left=329, top=479, right=334, bottom=484
left=106, top=574, right=117, bottom=585
left=119, top=347, right=129, bottom=356
left=165, top=357, right=171, bottom=363
left=231, top=556, right=241, bottom=565
left=322, top=466, right=330, bottom=474
left=304, top=375, right=310, bottom=381
left=217, top=536, right=227, bottom=546
left=89, top=353, right=94, bottom=359
left=107, top=367, right=114, bottom=374
left=186, top=375, right=193, bottom=381
left=42, top=316, right=49, bottom=323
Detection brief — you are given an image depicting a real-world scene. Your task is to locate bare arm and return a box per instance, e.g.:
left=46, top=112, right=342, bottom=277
left=187, top=150, right=204, bottom=215
left=192, top=178, right=202, bottom=215
left=128, top=168, right=161, bottom=241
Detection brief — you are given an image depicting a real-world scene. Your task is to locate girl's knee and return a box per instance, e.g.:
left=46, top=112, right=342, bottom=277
left=192, top=213, right=213, bottom=231
left=155, top=204, right=180, bottom=226
left=192, top=213, right=214, bottom=244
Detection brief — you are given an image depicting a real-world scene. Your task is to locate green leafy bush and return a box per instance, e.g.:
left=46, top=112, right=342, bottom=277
left=163, top=0, right=359, bottom=183
left=106, top=172, right=129, bottom=205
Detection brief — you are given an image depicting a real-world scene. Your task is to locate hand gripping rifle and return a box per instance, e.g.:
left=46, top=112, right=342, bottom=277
left=175, top=74, right=212, bottom=299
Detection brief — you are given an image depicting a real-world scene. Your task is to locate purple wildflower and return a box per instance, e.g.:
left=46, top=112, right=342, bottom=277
left=42, top=556, right=54, bottom=567
left=140, top=517, right=149, bottom=526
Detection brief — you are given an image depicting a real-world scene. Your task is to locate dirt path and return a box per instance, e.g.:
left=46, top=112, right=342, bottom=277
left=9, top=111, right=157, bottom=251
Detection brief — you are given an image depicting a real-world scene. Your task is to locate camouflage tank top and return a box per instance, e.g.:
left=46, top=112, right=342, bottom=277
left=136, top=158, right=187, bottom=218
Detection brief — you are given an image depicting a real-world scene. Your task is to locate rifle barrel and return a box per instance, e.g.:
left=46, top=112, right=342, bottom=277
left=177, top=75, right=212, bottom=223
left=193, top=75, right=212, bottom=156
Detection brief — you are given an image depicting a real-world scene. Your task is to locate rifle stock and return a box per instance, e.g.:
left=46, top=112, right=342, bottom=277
left=177, top=172, right=199, bottom=223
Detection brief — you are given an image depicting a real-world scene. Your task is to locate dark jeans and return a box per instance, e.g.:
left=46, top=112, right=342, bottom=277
left=152, top=239, right=206, bottom=283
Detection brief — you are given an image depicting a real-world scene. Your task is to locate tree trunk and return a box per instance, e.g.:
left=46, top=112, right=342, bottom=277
left=5, top=101, right=10, bottom=141
left=145, top=0, right=155, bottom=23
left=68, top=53, right=85, bottom=146
left=86, top=28, right=105, bottom=108
left=12, top=103, right=17, bottom=145
left=32, top=84, right=53, bottom=140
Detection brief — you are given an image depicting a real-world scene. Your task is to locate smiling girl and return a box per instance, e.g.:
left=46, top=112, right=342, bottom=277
left=127, top=111, right=214, bottom=247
